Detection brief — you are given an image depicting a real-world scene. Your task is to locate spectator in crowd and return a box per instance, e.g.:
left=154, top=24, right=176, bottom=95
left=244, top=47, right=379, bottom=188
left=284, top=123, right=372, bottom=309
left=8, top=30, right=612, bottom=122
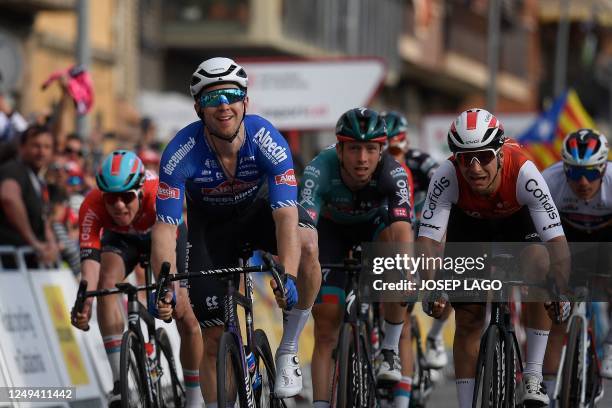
left=0, top=124, right=59, bottom=265
left=48, top=184, right=80, bottom=276
left=0, top=81, right=27, bottom=163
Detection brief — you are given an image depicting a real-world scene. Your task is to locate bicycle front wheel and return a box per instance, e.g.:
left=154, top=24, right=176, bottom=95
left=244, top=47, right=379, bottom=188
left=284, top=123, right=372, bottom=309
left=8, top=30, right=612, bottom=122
left=120, top=330, right=151, bottom=408
left=558, top=318, right=583, bottom=408
left=155, top=328, right=185, bottom=408
left=253, top=329, right=286, bottom=408
left=218, top=331, right=249, bottom=408
left=332, top=323, right=359, bottom=408
left=474, top=325, right=503, bottom=408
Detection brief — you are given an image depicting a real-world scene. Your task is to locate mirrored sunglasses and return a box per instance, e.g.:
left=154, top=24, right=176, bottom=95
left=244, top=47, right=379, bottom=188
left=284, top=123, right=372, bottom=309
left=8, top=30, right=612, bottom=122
left=455, top=148, right=499, bottom=167
left=199, top=88, right=246, bottom=108
left=103, top=190, right=138, bottom=205
left=564, top=165, right=603, bottom=182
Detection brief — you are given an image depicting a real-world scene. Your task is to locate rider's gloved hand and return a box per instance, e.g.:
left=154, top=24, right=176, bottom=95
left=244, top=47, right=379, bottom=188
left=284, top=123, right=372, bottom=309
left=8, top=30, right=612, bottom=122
left=71, top=299, right=92, bottom=331
left=270, top=274, right=298, bottom=310
left=422, top=290, right=448, bottom=319
left=148, top=290, right=176, bottom=320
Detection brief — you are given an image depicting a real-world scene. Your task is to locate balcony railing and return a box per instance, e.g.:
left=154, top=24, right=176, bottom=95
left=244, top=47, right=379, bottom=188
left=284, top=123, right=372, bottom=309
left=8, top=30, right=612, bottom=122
left=282, top=0, right=404, bottom=72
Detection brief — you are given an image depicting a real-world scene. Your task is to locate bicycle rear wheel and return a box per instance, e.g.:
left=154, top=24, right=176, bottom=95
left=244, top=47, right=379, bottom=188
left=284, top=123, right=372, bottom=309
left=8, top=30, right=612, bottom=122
left=120, top=330, right=151, bottom=408
left=253, top=329, right=286, bottom=408
left=155, top=328, right=185, bottom=408
left=474, top=325, right=503, bottom=408
left=332, top=322, right=359, bottom=408
left=218, top=331, right=249, bottom=408
left=558, top=318, right=583, bottom=408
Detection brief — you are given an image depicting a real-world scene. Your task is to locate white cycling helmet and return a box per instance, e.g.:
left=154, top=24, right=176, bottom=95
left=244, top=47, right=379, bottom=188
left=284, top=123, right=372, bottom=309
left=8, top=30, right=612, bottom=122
left=561, top=128, right=609, bottom=167
left=447, top=108, right=505, bottom=153
left=189, top=57, right=248, bottom=97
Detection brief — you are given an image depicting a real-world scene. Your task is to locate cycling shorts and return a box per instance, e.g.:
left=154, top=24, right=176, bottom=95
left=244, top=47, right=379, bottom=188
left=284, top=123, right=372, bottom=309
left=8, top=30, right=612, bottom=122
left=445, top=205, right=540, bottom=307
left=101, top=222, right=187, bottom=280
left=186, top=199, right=315, bottom=328
left=315, top=216, right=388, bottom=305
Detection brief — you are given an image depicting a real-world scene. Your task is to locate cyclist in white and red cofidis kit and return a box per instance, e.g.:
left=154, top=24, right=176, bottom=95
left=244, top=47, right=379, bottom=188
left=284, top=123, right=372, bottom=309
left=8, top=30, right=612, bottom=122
left=417, top=109, right=571, bottom=408
left=71, top=150, right=203, bottom=407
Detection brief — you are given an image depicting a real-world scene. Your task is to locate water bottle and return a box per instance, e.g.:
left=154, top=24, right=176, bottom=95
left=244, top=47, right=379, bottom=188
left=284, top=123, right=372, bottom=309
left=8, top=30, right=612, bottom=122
left=245, top=352, right=261, bottom=390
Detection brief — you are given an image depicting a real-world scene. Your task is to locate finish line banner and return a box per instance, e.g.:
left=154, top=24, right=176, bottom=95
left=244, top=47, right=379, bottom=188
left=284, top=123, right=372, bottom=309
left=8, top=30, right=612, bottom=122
left=356, top=242, right=612, bottom=303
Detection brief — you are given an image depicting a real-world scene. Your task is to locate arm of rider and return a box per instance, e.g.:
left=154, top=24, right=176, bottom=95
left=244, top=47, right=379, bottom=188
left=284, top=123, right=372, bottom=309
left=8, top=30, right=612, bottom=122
left=71, top=259, right=100, bottom=330
left=416, top=235, right=447, bottom=318
left=544, top=235, right=572, bottom=323
left=0, top=179, right=51, bottom=260
left=546, top=235, right=570, bottom=294
left=269, top=206, right=300, bottom=309
left=385, top=220, right=413, bottom=243
left=151, top=221, right=178, bottom=320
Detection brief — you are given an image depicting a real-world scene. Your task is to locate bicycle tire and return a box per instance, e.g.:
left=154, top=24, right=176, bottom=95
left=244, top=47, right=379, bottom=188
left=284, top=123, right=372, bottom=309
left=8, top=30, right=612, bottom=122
left=155, top=327, right=186, bottom=408
left=558, top=318, right=583, bottom=408
left=253, top=329, right=286, bottom=408
left=503, top=331, right=516, bottom=408
left=120, top=329, right=151, bottom=408
left=473, top=325, right=503, bottom=408
left=358, top=325, right=377, bottom=407
left=218, top=331, right=249, bottom=408
left=333, top=322, right=359, bottom=408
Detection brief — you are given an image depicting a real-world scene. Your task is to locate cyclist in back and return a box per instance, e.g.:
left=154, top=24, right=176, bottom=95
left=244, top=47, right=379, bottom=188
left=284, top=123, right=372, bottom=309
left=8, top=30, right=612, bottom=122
left=382, top=111, right=450, bottom=370
left=299, top=108, right=414, bottom=408
left=70, top=150, right=203, bottom=407
left=151, top=57, right=322, bottom=405
left=417, top=109, right=571, bottom=408
left=542, top=129, right=612, bottom=400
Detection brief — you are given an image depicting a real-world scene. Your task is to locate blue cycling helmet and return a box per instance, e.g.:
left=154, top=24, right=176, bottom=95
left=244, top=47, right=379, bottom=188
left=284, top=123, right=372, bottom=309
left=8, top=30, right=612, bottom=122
left=96, top=150, right=145, bottom=193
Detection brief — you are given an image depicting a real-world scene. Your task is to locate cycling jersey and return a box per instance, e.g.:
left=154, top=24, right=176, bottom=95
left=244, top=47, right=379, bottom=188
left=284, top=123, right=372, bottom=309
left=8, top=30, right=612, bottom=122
left=299, top=146, right=412, bottom=225
left=404, top=149, right=438, bottom=215
left=156, top=115, right=297, bottom=224
left=79, top=171, right=158, bottom=261
left=418, top=141, right=564, bottom=242
left=542, top=161, right=612, bottom=233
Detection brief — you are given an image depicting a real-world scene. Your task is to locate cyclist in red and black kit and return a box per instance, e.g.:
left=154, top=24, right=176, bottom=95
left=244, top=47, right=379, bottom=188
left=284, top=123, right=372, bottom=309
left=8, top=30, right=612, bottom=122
left=417, top=109, right=572, bottom=408
left=70, top=150, right=203, bottom=407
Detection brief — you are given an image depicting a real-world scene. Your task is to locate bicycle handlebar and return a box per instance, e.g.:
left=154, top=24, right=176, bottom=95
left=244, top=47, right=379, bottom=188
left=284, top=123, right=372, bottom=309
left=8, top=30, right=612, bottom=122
left=155, top=252, right=287, bottom=324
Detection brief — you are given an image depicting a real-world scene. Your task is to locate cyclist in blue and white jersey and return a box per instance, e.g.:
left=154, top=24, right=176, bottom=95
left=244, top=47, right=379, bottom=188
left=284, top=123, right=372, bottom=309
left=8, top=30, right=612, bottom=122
left=542, top=129, right=612, bottom=401
left=151, top=57, right=321, bottom=404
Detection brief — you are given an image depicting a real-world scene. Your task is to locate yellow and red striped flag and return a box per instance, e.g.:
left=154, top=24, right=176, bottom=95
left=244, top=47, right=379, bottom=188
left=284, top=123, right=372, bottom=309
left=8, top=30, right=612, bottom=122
left=517, top=89, right=595, bottom=170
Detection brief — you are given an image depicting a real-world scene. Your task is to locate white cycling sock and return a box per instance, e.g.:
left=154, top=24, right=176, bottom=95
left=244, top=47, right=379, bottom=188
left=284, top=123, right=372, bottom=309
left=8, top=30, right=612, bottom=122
left=183, top=369, right=202, bottom=406
left=103, top=334, right=122, bottom=383
left=393, top=376, right=412, bottom=408
left=456, top=378, right=475, bottom=408
left=524, top=328, right=549, bottom=381
left=427, top=318, right=445, bottom=341
left=313, top=401, right=330, bottom=408
left=277, top=307, right=311, bottom=355
left=381, top=320, right=403, bottom=353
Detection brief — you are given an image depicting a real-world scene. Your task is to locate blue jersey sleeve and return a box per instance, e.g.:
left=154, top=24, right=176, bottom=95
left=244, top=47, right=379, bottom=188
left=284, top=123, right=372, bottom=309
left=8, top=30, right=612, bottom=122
left=156, top=122, right=200, bottom=225
left=250, top=116, right=298, bottom=209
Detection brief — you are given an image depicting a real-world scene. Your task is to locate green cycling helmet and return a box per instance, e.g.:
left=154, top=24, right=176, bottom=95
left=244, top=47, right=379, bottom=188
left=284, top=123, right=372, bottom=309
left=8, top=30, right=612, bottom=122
left=336, top=108, right=387, bottom=143
left=382, top=111, right=408, bottom=138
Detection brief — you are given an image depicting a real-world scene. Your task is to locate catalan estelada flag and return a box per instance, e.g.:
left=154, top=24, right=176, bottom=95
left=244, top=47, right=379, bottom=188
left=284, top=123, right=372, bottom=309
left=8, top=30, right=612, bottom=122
left=517, top=89, right=595, bottom=170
